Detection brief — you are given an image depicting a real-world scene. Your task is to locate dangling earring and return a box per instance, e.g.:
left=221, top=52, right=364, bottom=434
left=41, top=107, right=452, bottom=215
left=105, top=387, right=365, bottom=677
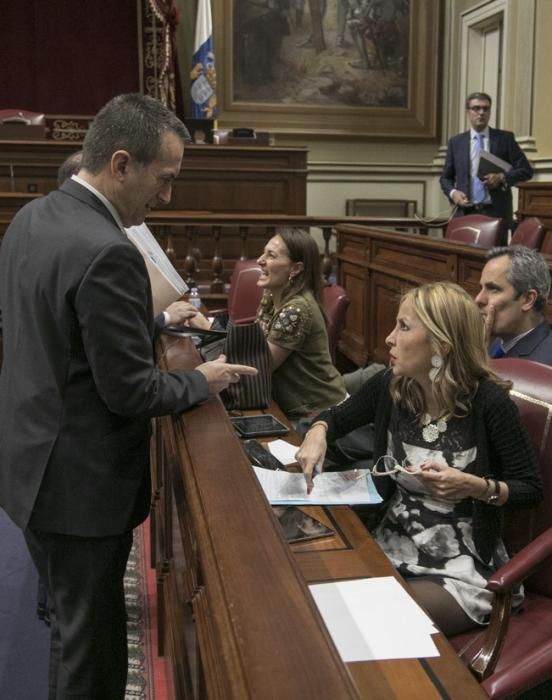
left=429, top=354, right=443, bottom=382
left=288, top=274, right=294, bottom=283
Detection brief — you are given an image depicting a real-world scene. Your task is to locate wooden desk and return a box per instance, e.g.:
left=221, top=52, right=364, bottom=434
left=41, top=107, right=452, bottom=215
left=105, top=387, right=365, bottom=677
left=0, top=140, right=307, bottom=215
left=151, top=335, right=485, bottom=699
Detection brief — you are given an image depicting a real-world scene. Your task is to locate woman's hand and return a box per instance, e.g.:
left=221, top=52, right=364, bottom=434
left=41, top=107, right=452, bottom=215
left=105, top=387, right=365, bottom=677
left=295, top=423, right=328, bottom=494
left=416, top=461, right=489, bottom=500
left=164, top=302, right=213, bottom=330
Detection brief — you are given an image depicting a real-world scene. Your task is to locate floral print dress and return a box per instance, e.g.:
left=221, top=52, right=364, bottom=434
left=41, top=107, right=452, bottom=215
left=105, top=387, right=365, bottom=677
left=373, top=405, right=522, bottom=625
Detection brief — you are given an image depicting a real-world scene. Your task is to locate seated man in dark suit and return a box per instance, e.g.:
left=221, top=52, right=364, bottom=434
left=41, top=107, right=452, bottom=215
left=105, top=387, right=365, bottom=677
left=440, top=91, right=533, bottom=229
left=476, top=245, right=552, bottom=364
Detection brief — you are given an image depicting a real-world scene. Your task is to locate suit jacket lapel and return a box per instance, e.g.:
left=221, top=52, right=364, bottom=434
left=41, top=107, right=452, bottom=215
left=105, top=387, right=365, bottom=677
left=488, top=127, right=499, bottom=155
left=462, top=131, right=472, bottom=192
left=508, top=321, right=550, bottom=358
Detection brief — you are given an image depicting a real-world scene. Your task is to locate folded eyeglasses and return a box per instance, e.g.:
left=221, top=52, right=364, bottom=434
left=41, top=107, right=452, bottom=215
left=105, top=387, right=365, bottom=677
left=350, top=455, right=423, bottom=479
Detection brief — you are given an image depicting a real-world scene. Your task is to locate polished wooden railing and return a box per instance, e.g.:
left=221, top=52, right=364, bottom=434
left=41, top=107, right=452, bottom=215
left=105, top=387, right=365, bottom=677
left=145, top=211, right=428, bottom=292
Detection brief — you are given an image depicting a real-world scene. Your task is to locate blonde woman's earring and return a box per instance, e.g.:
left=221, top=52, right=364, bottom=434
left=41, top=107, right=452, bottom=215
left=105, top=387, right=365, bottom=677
left=429, top=354, right=443, bottom=382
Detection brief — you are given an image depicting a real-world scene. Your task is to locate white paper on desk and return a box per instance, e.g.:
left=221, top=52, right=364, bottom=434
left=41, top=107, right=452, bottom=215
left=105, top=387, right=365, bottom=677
left=253, top=466, right=382, bottom=505
left=309, top=577, right=439, bottom=662
left=266, top=439, right=300, bottom=466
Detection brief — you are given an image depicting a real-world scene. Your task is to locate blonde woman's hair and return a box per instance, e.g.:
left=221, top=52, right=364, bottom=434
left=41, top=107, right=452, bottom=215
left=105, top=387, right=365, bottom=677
left=390, top=282, right=510, bottom=419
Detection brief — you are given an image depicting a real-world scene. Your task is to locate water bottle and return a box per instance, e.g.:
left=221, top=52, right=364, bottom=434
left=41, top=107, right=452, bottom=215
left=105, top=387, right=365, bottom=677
left=189, top=287, right=202, bottom=311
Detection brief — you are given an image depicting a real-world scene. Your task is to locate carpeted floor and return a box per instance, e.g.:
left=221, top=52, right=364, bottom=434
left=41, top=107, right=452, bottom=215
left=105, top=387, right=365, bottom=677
left=0, top=510, right=166, bottom=700
left=125, top=526, right=155, bottom=699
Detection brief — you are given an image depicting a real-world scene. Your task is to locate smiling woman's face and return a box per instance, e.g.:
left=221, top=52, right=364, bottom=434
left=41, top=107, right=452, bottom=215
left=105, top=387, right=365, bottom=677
left=385, top=299, right=433, bottom=383
left=256, top=235, right=294, bottom=293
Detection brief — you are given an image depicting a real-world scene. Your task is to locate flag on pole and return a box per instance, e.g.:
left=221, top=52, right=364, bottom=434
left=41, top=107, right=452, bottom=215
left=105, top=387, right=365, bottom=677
left=190, top=0, right=217, bottom=119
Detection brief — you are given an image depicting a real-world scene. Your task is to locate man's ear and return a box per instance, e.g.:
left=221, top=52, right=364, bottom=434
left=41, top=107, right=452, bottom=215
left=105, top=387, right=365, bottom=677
left=521, top=289, right=538, bottom=311
left=111, top=151, right=131, bottom=181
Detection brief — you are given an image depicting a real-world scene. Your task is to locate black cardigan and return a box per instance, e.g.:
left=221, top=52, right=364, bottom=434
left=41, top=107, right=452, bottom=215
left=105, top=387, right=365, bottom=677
left=318, top=369, right=543, bottom=562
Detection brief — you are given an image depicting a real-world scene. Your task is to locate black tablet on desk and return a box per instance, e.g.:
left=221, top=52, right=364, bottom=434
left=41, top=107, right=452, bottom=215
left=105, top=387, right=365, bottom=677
left=230, top=414, right=289, bottom=438
left=163, top=325, right=227, bottom=339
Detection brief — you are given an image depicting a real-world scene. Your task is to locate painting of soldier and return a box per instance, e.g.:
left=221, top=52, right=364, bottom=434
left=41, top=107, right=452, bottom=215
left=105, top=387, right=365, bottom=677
left=233, top=0, right=410, bottom=108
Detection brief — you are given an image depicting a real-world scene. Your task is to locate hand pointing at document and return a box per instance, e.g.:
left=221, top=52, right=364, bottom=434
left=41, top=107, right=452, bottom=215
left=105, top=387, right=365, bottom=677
left=196, top=354, right=258, bottom=397
left=295, top=421, right=328, bottom=494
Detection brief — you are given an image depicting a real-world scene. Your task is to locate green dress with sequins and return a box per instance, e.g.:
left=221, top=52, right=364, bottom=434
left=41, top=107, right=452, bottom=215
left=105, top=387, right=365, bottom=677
left=257, top=290, right=346, bottom=416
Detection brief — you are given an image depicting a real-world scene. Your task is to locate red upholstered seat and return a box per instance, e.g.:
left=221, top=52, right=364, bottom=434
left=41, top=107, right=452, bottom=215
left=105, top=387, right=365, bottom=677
left=510, top=217, right=545, bottom=249
left=540, top=232, right=552, bottom=255
left=323, top=284, right=349, bottom=363
left=0, top=108, right=45, bottom=125
left=445, top=215, right=506, bottom=248
left=227, top=259, right=262, bottom=324
left=448, top=359, right=552, bottom=698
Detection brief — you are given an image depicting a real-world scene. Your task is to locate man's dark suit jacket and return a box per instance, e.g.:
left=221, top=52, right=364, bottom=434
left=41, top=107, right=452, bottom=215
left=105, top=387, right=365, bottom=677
left=490, top=320, right=552, bottom=366
left=440, top=127, right=533, bottom=223
left=0, top=180, right=208, bottom=537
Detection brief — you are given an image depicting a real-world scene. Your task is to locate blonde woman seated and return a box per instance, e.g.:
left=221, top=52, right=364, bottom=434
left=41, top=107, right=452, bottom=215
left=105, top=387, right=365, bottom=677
left=255, top=228, right=346, bottom=417
left=296, top=282, right=542, bottom=635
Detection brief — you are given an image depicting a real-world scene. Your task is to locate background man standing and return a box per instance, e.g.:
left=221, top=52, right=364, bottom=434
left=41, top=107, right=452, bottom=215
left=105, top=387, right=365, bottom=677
left=476, top=245, right=552, bottom=364
left=0, top=93, right=256, bottom=699
left=440, top=92, right=533, bottom=228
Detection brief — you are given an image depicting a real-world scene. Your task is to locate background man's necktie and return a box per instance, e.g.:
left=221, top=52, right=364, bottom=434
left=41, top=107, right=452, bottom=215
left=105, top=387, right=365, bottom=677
left=471, top=133, right=486, bottom=203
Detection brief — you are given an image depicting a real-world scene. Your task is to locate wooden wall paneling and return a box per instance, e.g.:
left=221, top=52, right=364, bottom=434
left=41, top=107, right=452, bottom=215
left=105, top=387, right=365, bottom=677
left=370, top=273, right=412, bottom=364
left=335, top=225, right=493, bottom=365
left=164, top=531, right=196, bottom=700
left=370, top=235, right=457, bottom=286
left=0, top=192, right=42, bottom=236
left=339, top=260, right=371, bottom=367
left=518, top=182, right=552, bottom=229
left=0, top=140, right=308, bottom=215
left=156, top=414, right=177, bottom=656
left=457, top=255, right=488, bottom=297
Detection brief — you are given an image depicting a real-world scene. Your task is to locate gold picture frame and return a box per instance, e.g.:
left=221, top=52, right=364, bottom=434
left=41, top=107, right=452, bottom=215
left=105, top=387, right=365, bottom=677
left=214, top=0, right=441, bottom=139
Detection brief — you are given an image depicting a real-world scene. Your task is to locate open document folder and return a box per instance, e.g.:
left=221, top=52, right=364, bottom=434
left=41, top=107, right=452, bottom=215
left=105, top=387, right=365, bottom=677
left=126, top=223, right=188, bottom=317
left=310, top=577, right=439, bottom=662
left=253, top=466, right=382, bottom=505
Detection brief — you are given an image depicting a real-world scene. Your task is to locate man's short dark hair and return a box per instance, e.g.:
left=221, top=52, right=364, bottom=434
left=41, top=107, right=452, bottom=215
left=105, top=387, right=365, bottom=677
left=486, top=245, right=551, bottom=313
left=465, top=92, right=493, bottom=109
left=57, top=150, right=83, bottom=186
left=81, top=93, right=189, bottom=174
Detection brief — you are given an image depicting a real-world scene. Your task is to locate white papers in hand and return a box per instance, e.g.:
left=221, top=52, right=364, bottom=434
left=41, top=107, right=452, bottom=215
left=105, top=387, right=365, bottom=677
left=252, top=466, right=382, bottom=505
left=309, top=577, right=439, bottom=662
left=126, top=223, right=189, bottom=316
left=266, top=439, right=300, bottom=466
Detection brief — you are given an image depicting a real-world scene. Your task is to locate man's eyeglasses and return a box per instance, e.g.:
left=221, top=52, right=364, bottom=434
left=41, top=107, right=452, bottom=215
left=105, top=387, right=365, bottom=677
left=468, top=105, right=490, bottom=113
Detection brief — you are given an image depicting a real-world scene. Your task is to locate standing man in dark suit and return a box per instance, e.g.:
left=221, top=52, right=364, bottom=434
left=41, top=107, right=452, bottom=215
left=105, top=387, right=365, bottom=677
left=476, top=245, right=552, bottom=364
left=440, top=92, right=533, bottom=228
left=0, top=93, right=256, bottom=699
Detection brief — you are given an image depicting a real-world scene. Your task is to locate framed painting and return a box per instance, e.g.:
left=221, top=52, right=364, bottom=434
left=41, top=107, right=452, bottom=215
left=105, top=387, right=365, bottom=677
left=213, top=0, right=441, bottom=139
